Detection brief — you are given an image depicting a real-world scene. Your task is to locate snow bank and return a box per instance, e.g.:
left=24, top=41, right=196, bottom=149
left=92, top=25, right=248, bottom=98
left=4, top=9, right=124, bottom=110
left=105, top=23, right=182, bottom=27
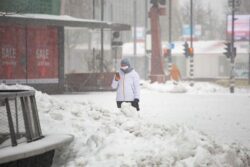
left=1, top=84, right=250, bottom=167
left=0, top=83, right=34, bottom=90
left=142, top=81, right=250, bottom=94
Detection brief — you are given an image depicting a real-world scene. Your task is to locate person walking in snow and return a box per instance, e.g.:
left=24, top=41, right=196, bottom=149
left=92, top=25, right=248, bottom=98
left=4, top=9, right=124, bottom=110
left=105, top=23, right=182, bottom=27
left=170, top=64, right=181, bottom=84
left=111, top=58, right=140, bottom=111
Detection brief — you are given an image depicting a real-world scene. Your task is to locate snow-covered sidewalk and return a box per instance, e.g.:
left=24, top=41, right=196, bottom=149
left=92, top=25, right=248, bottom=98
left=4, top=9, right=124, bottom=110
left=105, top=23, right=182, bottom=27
left=142, top=81, right=250, bottom=94
left=1, top=83, right=250, bottom=167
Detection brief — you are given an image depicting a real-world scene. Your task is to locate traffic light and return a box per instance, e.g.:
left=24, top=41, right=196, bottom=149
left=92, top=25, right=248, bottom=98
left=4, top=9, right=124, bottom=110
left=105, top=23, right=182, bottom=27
left=163, top=48, right=170, bottom=57
left=223, top=42, right=231, bottom=59
left=233, top=47, right=237, bottom=58
left=188, top=47, right=194, bottom=57
left=183, top=42, right=189, bottom=57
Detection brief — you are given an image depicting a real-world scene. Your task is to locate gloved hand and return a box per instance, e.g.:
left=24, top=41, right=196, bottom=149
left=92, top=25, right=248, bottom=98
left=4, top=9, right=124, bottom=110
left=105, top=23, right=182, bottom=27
left=134, top=98, right=139, bottom=103
left=132, top=98, right=140, bottom=111
left=115, top=72, right=120, bottom=81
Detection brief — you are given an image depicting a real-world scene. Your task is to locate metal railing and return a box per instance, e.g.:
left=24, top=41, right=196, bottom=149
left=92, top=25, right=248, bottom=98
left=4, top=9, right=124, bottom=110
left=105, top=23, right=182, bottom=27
left=0, top=90, right=43, bottom=148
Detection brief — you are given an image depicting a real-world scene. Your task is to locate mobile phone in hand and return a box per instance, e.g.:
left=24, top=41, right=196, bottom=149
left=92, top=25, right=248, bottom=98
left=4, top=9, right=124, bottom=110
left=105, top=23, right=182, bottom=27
left=115, top=72, right=120, bottom=80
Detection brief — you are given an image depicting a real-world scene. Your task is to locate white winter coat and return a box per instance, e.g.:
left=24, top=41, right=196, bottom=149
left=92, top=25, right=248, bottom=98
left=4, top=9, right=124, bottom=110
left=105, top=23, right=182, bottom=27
left=111, top=69, right=140, bottom=102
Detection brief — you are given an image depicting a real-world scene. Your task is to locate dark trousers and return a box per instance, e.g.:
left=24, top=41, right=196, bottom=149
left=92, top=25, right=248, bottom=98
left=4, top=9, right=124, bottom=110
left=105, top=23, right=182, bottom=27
left=116, top=101, right=140, bottom=111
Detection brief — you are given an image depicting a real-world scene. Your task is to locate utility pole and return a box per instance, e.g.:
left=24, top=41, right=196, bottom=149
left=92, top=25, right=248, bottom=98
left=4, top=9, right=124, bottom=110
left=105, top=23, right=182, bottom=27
left=93, top=0, right=95, bottom=19
left=168, top=0, right=172, bottom=77
left=100, top=0, right=104, bottom=73
left=189, top=0, right=194, bottom=86
left=248, top=17, right=250, bottom=84
left=230, top=0, right=235, bottom=93
left=92, top=0, right=96, bottom=73
left=144, top=0, right=148, bottom=79
left=133, top=0, right=137, bottom=68
left=110, top=3, right=116, bottom=71
left=110, top=3, right=113, bottom=22
left=148, top=0, right=166, bottom=83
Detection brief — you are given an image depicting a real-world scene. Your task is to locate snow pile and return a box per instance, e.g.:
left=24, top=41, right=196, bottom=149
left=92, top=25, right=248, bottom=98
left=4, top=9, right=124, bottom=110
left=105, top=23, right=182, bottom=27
left=142, top=81, right=250, bottom=94
left=0, top=83, right=34, bottom=90
left=1, top=84, right=250, bottom=166
left=38, top=95, right=250, bottom=167
left=142, top=81, right=188, bottom=93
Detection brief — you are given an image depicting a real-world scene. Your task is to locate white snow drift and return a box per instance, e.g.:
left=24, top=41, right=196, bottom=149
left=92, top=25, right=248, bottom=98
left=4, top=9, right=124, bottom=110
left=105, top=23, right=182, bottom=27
left=142, top=81, right=250, bottom=94
left=0, top=83, right=250, bottom=167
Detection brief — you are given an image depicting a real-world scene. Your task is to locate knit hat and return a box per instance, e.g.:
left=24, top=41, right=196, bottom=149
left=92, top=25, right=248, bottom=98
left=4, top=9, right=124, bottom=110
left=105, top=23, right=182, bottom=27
left=121, top=58, right=131, bottom=68
left=120, top=58, right=133, bottom=73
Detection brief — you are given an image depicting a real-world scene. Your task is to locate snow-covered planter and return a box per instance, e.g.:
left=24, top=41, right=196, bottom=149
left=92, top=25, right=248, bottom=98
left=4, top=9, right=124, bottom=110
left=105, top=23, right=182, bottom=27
left=0, top=87, right=73, bottom=167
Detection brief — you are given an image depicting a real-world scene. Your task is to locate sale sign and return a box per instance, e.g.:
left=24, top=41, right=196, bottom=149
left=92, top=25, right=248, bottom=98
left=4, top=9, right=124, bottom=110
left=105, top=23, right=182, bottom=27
left=0, top=25, right=59, bottom=84
left=0, top=25, right=26, bottom=81
left=26, top=26, right=59, bottom=83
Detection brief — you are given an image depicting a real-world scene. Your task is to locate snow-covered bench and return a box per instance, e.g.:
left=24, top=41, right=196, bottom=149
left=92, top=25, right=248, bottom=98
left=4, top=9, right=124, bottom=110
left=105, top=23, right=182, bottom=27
left=0, top=90, right=73, bottom=167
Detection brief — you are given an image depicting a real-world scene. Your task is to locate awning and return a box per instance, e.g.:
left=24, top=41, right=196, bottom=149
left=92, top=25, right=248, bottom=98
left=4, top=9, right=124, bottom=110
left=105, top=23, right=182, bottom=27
left=0, top=13, right=130, bottom=31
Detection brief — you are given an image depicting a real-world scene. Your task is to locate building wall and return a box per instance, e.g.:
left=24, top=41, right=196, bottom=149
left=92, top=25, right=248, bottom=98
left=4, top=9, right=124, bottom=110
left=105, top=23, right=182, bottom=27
left=0, top=0, right=60, bottom=15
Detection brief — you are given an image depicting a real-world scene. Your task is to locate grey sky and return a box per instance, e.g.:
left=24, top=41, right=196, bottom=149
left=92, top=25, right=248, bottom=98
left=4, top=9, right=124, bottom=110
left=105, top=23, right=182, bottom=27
left=180, top=0, right=227, bottom=20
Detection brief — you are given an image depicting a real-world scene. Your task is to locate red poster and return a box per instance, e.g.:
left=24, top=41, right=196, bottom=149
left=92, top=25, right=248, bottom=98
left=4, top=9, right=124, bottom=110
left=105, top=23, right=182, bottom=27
left=0, top=25, right=59, bottom=84
left=27, top=26, right=59, bottom=83
left=0, top=25, right=26, bottom=81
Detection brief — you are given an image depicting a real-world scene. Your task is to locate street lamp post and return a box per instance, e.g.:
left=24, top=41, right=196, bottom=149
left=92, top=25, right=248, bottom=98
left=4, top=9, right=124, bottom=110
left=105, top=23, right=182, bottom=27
left=133, top=0, right=137, bottom=68
left=168, top=0, right=172, bottom=77
left=190, top=0, right=194, bottom=86
left=248, top=17, right=250, bottom=84
left=100, top=0, right=104, bottom=73
left=230, top=0, right=236, bottom=93
left=144, top=0, right=148, bottom=79
left=93, top=0, right=95, bottom=19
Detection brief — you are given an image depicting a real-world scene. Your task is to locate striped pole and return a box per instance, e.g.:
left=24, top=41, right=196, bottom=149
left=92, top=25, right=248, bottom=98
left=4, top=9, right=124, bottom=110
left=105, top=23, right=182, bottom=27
left=230, top=0, right=235, bottom=93
left=189, top=53, right=194, bottom=86
left=168, top=60, right=172, bottom=77
left=230, top=63, right=235, bottom=92
left=249, top=18, right=250, bottom=85
left=168, top=0, right=172, bottom=79
left=190, top=0, right=194, bottom=86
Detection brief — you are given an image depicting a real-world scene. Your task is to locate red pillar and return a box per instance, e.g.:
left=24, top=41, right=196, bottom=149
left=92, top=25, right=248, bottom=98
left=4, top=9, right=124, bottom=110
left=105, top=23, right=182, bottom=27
left=149, top=5, right=166, bottom=83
